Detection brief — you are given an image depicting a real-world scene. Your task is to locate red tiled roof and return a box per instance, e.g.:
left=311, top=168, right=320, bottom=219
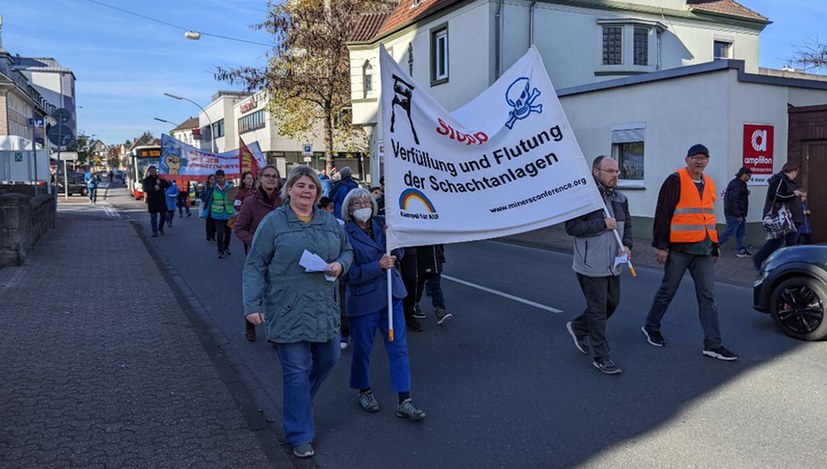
left=375, top=0, right=463, bottom=38
left=686, top=0, right=769, bottom=22
left=351, top=12, right=391, bottom=42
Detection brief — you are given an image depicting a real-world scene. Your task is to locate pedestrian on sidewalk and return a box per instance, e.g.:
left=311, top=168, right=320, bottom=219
left=165, top=181, right=179, bottom=228
left=641, top=144, right=738, bottom=361
left=565, top=155, right=631, bottom=375
left=200, top=174, right=217, bottom=242
left=718, top=167, right=752, bottom=257
left=753, top=163, right=804, bottom=268
left=210, top=170, right=235, bottom=258
left=84, top=168, right=98, bottom=204
left=142, top=166, right=170, bottom=237
left=234, top=165, right=283, bottom=342
left=243, top=165, right=353, bottom=459
left=342, top=188, right=426, bottom=422
left=798, top=194, right=813, bottom=245
left=177, top=181, right=191, bottom=218
left=414, top=244, right=452, bottom=325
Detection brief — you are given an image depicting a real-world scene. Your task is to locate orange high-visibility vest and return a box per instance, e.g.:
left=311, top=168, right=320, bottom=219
left=670, top=168, right=719, bottom=243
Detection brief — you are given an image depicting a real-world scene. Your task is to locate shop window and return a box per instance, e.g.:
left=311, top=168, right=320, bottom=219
left=611, top=126, right=645, bottom=186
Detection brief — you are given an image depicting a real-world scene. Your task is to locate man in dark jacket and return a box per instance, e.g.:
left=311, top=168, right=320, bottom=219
left=142, top=165, right=170, bottom=237
left=565, top=155, right=631, bottom=375
left=718, top=167, right=752, bottom=257
left=331, top=166, right=359, bottom=219
left=414, top=245, right=452, bottom=325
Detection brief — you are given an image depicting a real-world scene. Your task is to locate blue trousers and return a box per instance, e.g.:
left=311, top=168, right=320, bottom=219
left=349, top=299, right=411, bottom=393
left=276, top=338, right=340, bottom=446
left=645, top=251, right=722, bottom=348
left=88, top=186, right=97, bottom=203
left=717, top=215, right=746, bottom=252
left=149, top=212, right=167, bottom=233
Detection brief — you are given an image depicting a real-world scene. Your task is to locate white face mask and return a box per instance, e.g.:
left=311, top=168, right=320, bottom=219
left=352, top=207, right=373, bottom=223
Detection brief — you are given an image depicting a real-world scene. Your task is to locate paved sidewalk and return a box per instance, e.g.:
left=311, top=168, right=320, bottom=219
left=504, top=224, right=760, bottom=287
left=0, top=207, right=284, bottom=468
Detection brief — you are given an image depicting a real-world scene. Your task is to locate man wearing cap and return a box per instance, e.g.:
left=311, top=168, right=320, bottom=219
left=640, top=144, right=738, bottom=361
left=718, top=167, right=752, bottom=257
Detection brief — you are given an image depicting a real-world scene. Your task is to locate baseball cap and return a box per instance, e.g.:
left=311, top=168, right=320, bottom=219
left=686, top=144, right=709, bottom=158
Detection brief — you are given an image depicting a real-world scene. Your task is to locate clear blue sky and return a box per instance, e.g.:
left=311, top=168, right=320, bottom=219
left=1, top=0, right=824, bottom=146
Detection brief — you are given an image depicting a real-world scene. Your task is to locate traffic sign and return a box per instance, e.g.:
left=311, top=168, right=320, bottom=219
left=28, top=118, right=46, bottom=126
left=303, top=156, right=312, bottom=163
left=53, top=108, right=71, bottom=125
left=303, top=144, right=312, bottom=155
left=47, top=124, right=75, bottom=147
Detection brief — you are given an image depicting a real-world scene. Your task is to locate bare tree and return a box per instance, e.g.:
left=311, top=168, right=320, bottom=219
left=216, top=0, right=390, bottom=171
left=789, top=37, right=827, bottom=73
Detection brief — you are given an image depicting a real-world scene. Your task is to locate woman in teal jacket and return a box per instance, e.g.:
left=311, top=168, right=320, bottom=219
left=242, top=165, right=353, bottom=459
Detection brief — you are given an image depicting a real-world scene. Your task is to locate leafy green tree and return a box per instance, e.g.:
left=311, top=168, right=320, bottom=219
left=215, top=0, right=389, bottom=170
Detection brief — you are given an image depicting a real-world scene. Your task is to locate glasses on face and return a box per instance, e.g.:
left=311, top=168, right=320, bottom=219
left=687, top=155, right=709, bottom=162
left=350, top=199, right=372, bottom=208
left=260, top=173, right=279, bottom=179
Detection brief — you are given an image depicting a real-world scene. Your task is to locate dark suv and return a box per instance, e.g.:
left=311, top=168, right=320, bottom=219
left=54, top=172, right=88, bottom=197
left=754, top=245, right=827, bottom=341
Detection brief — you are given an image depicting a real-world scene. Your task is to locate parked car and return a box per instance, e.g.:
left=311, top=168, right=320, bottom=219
left=54, top=172, right=88, bottom=197
left=753, top=245, right=827, bottom=341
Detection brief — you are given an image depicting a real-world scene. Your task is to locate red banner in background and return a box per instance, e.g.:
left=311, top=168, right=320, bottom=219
left=743, top=124, right=774, bottom=177
left=239, top=137, right=260, bottom=175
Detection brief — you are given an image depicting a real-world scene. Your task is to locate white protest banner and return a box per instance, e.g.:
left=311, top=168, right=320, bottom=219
left=160, top=134, right=266, bottom=180
left=381, top=46, right=604, bottom=251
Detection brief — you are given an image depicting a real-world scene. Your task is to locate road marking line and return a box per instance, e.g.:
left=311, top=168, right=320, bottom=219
left=442, top=274, right=563, bottom=313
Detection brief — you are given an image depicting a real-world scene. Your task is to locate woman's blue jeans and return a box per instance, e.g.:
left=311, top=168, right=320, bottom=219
left=275, top=338, right=340, bottom=446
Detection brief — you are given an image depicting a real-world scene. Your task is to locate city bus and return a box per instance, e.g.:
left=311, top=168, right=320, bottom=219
left=125, top=145, right=161, bottom=199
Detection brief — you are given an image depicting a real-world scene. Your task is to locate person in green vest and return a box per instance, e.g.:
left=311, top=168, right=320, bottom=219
left=210, top=169, right=235, bottom=258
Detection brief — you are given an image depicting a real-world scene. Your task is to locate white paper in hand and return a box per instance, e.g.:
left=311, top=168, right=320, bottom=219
left=299, top=249, right=338, bottom=282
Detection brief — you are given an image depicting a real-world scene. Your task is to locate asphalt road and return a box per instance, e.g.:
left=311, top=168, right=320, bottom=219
left=109, top=186, right=827, bottom=469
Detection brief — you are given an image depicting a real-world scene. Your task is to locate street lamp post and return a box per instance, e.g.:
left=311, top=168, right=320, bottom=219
left=163, top=93, right=216, bottom=153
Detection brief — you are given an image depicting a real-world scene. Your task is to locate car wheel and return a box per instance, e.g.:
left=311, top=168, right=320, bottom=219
left=769, top=277, right=827, bottom=341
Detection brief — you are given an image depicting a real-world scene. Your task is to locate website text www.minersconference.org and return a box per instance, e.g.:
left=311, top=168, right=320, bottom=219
left=488, top=177, right=588, bottom=213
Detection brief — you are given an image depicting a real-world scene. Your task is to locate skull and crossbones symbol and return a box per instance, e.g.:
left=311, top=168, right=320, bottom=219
left=505, top=77, right=543, bottom=129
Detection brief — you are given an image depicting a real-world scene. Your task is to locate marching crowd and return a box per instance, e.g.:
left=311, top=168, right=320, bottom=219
left=136, top=144, right=812, bottom=459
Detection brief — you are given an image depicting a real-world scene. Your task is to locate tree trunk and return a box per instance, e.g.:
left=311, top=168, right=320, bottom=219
left=324, top=111, right=334, bottom=171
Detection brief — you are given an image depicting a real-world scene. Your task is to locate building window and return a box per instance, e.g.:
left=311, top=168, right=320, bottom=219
left=611, top=126, right=645, bottom=184
left=238, top=110, right=265, bottom=134
left=714, top=41, right=732, bottom=59
left=335, top=108, right=352, bottom=128
left=633, top=27, right=649, bottom=66
left=431, top=26, right=449, bottom=85
left=363, top=60, right=374, bottom=98
left=602, top=26, right=622, bottom=65
left=211, top=119, right=225, bottom=139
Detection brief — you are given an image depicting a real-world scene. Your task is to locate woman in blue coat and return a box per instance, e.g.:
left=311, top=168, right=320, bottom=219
left=342, top=187, right=426, bottom=421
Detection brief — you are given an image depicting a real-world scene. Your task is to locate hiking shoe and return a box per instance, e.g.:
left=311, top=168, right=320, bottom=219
left=406, top=317, right=423, bottom=332
left=292, top=443, right=315, bottom=458
left=565, top=321, right=590, bottom=355
left=703, top=345, right=739, bottom=361
left=736, top=250, right=752, bottom=258
left=396, top=398, right=426, bottom=421
left=412, top=304, right=426, bottom=319
left=226, top=249, right=231, bottom=256
left=218, top=251, right=225, bottom=259
left=435, top=307, right=452, bottom=325
left=593, top=359, right=622, bottom=375
left=358, top=390, right=380, bottom=413
left=641, top=326, right=666, bottom=347
left=151, top=231, right=159, bottom=238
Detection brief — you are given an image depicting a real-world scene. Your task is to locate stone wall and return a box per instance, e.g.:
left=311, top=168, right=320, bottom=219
left=0, top=193, right=55, bottom=266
